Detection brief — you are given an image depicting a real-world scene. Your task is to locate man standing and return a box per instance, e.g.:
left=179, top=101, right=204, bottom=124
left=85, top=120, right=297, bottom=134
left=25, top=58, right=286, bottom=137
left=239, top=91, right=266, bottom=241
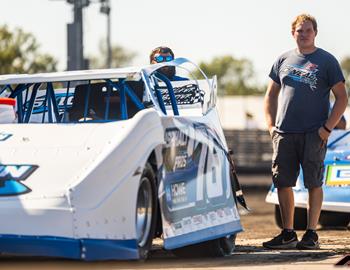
left=263, top=14, right=347, bottom=250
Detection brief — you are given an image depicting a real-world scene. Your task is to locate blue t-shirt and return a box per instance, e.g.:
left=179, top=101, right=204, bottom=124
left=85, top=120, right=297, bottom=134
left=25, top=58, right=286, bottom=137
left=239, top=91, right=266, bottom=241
left=269, top=48, right=345, bottom=133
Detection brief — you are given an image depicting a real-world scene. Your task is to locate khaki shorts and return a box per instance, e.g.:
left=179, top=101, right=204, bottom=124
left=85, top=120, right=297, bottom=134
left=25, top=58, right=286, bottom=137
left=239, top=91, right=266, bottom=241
left=271, top=130, right=327, bottom=189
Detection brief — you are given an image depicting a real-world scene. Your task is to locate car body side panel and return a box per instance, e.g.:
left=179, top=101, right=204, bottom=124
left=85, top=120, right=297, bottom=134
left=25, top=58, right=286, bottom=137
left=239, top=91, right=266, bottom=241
left=0, top=234, right=139, bottom=260
left=67, top=109, right=164, bottom=240
left=0, top=197, right=73, bottom=236
left=0, top=109, right=163, bottom=260
left=0, top=109, right=163, bottom=239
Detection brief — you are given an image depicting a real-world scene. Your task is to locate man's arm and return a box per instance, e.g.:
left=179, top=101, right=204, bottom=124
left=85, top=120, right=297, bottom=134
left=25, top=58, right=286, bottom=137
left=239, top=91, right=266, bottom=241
left=319, top=81, right=348, bottom=140
left=335, top=116, right=347, bottom=130
left=264, top=80, right=281, bottom=136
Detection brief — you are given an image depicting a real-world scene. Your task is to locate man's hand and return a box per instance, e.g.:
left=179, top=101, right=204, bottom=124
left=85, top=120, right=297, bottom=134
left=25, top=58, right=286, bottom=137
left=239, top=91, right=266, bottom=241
left=318, top=126, right=330, bottom=146
left=269, top=126, right=276, bottom=138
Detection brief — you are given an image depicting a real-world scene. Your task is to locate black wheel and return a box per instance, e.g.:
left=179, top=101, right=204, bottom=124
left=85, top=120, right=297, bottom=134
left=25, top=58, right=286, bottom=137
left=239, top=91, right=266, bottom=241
left=274, top=205, right=307, bottom=230
left=172, top=234, right=236, bottom=258
left=135, top=163, right=157, bottom=259
left=319, top=211, right=350, bottom=228
left=216, top=234, right=236, bottom=256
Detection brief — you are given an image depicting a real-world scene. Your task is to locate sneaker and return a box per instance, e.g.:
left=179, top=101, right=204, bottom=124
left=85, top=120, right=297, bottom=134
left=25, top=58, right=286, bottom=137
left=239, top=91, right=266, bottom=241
left=263, top=229, right=298, bottom=249
left=296, top=230, right=320, bottom=250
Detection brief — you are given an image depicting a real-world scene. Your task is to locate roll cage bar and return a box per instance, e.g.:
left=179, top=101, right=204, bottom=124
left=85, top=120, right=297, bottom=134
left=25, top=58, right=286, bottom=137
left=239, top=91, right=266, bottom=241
left=0, top=58, right=214, bottom=123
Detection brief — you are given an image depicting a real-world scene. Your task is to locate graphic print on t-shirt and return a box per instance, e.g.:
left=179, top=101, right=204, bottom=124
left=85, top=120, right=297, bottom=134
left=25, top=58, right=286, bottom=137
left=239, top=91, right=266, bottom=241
left=282, top=61, right=319, bottom=91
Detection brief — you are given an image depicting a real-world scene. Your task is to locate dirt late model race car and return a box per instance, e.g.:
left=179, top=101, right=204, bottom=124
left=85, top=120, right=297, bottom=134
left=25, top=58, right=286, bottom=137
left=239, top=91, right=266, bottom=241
left=266, top=129, right=350, bottom=229
left=0, top=58, right=246, bottom=261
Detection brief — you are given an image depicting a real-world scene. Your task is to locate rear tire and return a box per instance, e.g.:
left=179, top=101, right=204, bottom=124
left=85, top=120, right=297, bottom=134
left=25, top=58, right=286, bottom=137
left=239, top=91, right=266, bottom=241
left=172, top=234, right=236, bottom=258
left=136, top=163, right=157, bottom=259
left=319, top=211, right=350, bottom=228
left=275, top=205, right=307, bottom=230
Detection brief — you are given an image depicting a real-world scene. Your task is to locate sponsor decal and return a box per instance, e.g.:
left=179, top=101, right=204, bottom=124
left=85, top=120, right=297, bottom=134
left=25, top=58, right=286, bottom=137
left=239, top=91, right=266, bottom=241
left=164, top=128, right=189, bottom=147
left=192, top=215, right=203, bottom=226
left=0, top=164, right=38, bottom=196
left=174, top=154, right=187, bottom=170
left=326, top=165, right=350, bottom=186
left=170, top=182, right=187, bottom=204
left=0, top=132, right=12, bottom=141
left=160, top=84, right=204, bottom=105
left=25, top=92, right=74, bottom=114
left=282, top=61, right=318, bottom=91
left=173, top=222, right=182, bottom=230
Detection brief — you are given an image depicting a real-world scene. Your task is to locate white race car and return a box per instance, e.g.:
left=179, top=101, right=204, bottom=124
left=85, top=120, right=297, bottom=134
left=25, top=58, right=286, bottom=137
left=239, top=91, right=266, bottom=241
left=0, top=58, right=245, bottom=260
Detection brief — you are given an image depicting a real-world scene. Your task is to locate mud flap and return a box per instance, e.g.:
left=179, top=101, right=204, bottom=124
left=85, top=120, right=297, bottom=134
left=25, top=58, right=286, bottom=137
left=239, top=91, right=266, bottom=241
left=226, top=150, right=250, bottom=211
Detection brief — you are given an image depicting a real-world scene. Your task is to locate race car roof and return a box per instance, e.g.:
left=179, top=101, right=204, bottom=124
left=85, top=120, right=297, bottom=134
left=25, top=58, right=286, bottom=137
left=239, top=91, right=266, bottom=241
left=0, top=58, right=191, bottom=85
left=0, top=66, right=143, bottom=85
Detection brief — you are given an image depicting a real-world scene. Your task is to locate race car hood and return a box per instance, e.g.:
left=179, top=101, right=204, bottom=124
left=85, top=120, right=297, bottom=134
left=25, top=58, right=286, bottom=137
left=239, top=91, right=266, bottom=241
left=0, top=109, right=163, bottom=199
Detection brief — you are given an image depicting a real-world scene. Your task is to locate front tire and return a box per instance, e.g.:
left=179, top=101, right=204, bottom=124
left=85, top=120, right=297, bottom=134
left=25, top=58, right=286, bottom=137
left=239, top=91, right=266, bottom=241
left=172, top=234, right=236, bottom=258
left=275, top=205, right=307, bottom=230
left=319, top=211, right=350, bottom=228
left=136, top=163, right=157, bottom=259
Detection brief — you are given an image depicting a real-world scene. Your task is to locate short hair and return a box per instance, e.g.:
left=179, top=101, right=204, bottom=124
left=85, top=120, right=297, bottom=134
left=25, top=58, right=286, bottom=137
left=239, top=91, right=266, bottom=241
left=291, top=14, right=317, bottom=33
left=149, top=46, right=175, bottom=63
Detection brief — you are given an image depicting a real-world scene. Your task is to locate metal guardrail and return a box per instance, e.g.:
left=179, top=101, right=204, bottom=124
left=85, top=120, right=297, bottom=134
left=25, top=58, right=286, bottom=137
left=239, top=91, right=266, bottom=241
left=224, top=129, right=273, bottom=173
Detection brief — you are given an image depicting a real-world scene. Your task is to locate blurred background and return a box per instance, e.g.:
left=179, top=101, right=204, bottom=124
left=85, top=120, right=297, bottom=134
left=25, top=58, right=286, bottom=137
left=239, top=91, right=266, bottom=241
left=1, top=0, right=350, bottom=172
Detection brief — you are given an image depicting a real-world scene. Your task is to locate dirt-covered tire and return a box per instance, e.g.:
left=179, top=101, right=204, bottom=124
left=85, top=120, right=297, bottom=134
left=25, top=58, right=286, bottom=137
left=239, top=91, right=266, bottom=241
left=172, top=234, right=236, bottom=258
left=216, top=234, right=236, bottom=256
left=275, top=205, right=307, bottom=230
left=136, top=163, right=157, bottom=259
left=319, top=211, right=350, bottom=228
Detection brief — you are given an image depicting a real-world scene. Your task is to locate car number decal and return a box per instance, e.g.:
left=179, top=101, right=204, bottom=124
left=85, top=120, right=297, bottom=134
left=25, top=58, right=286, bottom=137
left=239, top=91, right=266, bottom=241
left=0, top=164, right=38, bottom=196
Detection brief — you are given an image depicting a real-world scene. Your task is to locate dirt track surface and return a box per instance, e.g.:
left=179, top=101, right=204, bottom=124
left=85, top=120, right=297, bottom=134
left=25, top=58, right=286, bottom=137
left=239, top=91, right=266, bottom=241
left=0, top=174, right=349, bottom=269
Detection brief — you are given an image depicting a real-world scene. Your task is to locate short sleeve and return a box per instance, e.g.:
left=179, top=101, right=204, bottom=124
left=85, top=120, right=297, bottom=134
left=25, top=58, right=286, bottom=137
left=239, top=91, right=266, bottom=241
left=327, top=55, right=345, bottom=88
left=269, top=58, right=281, bottom=85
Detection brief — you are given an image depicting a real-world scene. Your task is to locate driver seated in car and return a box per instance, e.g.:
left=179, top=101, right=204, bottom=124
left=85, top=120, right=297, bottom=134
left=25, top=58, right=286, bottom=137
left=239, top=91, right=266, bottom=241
left=149, top=46, right=188, bottom=81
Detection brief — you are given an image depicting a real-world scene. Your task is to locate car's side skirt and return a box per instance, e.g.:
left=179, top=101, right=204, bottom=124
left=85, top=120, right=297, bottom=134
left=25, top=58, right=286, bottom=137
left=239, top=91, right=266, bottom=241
left=0, top=234, right=138, bottom=260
